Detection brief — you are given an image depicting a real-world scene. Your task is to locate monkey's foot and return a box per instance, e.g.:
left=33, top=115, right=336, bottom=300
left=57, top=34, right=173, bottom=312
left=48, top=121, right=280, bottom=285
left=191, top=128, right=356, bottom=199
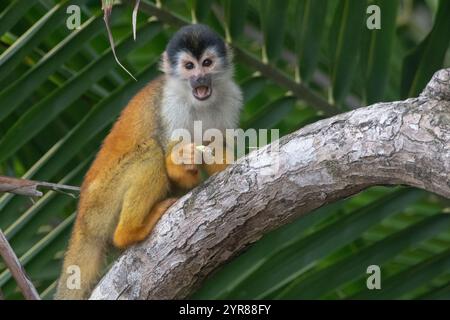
left=158, top=197, right=178, bottom=211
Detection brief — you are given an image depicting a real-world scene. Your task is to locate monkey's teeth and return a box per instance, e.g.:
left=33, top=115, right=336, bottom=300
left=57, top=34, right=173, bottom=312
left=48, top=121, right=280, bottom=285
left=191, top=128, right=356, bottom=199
left=196, top=86, right=208, bottom=96
left=194, top=86, right=211, bottom=100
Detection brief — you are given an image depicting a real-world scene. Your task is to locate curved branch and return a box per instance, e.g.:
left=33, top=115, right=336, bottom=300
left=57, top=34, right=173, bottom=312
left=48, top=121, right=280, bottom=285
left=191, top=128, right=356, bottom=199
left=91, top=68, right=450, bottom=300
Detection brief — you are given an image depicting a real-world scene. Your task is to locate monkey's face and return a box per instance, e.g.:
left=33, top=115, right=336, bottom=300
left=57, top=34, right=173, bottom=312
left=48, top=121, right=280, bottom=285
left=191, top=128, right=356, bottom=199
left=163, top=24, right=232, bottom=107
left=175, top=48, right=226, bottom=102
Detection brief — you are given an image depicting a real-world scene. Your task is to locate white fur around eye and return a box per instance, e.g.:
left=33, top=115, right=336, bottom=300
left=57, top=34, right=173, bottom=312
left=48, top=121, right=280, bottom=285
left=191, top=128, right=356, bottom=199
left=174, top=51, right=198, bottom=76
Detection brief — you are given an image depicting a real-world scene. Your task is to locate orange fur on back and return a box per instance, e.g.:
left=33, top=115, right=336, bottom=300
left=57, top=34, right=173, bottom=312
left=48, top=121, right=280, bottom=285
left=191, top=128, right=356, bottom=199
left=82, top=76, right=165, bottom=187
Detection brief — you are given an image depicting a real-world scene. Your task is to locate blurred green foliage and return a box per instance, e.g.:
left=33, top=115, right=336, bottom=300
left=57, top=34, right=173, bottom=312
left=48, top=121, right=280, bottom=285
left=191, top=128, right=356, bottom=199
left=0, top=0, right=449, bottom=300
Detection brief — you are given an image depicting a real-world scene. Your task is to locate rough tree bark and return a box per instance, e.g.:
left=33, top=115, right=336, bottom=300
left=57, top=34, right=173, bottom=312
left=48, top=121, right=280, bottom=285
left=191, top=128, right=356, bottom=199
left=90, top=68, right=450, bottom=300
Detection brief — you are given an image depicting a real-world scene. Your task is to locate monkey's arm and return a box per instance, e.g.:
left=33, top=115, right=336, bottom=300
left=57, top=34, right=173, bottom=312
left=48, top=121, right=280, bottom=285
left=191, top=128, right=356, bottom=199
left=165, top=142, right=202, bottom=189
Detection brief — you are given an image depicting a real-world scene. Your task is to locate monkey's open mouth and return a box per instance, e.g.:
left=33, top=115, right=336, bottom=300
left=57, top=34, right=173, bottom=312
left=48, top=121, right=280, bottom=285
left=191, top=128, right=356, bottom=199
left=193, top=86, right=212, bottom=101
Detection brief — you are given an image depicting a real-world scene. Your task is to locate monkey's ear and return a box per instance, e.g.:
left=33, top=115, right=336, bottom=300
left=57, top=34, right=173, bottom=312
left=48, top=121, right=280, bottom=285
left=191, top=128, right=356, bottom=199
left=160, top=51, right=171, bottom=74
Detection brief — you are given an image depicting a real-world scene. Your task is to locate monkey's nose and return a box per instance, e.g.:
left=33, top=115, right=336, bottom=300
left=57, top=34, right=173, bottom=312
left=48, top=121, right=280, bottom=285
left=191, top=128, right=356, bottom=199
left=190, top=75, right=211, bottom=88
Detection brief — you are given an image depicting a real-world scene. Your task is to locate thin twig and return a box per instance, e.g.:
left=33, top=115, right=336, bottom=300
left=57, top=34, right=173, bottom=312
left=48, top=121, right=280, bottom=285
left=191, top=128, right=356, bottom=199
left=103, top=1, right=137, bottom=81
left=132, top=0, right=141, bottom=40
left=0, top=176, right=79, bottom=197
left=0, top=229, right=40, bottom=300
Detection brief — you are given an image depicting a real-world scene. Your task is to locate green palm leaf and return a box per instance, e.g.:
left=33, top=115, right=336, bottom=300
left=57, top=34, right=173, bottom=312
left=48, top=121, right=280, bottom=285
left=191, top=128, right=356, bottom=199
left=0, top=0, right=448, bottom=300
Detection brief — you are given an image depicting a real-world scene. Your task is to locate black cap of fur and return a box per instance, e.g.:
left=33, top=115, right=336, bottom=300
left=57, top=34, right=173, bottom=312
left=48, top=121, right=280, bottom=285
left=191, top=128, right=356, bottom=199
left=166, top=24, right=227, bottom=67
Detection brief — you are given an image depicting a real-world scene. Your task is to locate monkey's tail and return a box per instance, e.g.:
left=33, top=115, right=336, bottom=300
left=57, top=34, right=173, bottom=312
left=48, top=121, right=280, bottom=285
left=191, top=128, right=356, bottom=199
left=54, top=230, right=106, bottom=300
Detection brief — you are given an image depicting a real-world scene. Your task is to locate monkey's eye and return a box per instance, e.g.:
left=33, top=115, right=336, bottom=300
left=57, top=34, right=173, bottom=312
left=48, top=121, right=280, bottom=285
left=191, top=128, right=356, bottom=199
left=185, top=62, right=194, bottom=70
left=202, top=59, right=212, bottom=67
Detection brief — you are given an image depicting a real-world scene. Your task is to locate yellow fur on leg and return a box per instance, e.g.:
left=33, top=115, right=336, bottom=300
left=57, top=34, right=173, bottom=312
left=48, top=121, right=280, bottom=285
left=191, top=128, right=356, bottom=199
left=112, top=153, right=172, bottom=249
left=113, top=197, right=177, bottom=249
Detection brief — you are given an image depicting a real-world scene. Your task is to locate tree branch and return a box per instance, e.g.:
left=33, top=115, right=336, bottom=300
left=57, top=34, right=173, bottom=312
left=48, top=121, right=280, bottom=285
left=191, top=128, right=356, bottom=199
left=0, top=176, right=79, bottom=197
left=90, top=68, right=450, bottom=299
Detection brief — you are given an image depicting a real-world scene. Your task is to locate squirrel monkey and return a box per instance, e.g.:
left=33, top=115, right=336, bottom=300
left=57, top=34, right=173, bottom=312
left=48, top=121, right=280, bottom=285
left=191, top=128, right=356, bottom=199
left=55, top=24, right=242, bottom=299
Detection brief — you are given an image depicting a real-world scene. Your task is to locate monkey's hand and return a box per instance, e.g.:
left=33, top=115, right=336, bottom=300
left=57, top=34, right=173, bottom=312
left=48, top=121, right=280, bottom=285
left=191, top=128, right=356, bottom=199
left=165, top=142, right=202, bottom=189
